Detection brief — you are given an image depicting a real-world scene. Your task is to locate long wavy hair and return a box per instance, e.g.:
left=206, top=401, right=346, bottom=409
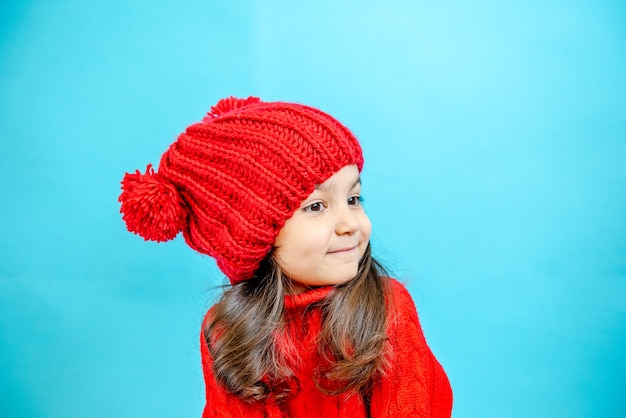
left=203, top=243, right=389, bottom=402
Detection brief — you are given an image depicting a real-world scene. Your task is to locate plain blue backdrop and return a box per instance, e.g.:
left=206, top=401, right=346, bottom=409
left=1, top=1, right=625, bottom=417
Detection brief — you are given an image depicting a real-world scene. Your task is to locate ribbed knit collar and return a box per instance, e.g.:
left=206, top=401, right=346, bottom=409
left=284, top=285, right=333, bottom=310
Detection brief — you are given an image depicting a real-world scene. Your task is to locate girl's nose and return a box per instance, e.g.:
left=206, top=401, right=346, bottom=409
left=335, top=206, right=360, bottom=235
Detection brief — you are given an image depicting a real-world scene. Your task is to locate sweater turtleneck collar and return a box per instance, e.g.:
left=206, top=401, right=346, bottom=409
left=284, top=285, right=334, bottom=310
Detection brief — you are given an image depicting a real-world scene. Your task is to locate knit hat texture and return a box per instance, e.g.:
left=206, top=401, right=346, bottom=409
left=119, top=96, right=363, bottom=283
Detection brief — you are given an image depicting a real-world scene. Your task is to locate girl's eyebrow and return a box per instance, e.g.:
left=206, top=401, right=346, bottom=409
left=315, top=177, right=361, bottom=191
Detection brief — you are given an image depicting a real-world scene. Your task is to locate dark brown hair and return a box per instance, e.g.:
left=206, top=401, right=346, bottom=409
left=203, top=244, right=388, bottom=402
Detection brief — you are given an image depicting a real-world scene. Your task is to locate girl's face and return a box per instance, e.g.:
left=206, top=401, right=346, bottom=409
left=273, top=165, right=372, bottom=293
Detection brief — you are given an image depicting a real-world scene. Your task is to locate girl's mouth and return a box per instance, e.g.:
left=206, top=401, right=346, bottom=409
left=327, top=246, right=357, bottom=254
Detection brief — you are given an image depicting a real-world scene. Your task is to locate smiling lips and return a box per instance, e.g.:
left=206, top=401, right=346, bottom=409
left=327, top=245, right=358, bottom=254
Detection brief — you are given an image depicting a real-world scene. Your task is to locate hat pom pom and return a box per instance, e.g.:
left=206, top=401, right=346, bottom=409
left=204, top=96, right=261, bottom=120
left=119, top=164, right=185, bottom=242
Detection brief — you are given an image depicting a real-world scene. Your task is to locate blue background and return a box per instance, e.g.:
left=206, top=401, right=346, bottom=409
left=1, top=1, right=625, bottom=417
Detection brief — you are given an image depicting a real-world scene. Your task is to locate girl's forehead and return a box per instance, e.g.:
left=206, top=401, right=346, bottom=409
left=314, top=165, right=361, bottom=192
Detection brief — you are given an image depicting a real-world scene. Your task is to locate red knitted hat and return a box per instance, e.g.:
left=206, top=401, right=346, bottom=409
left=119, top=96, right=364, bottom=283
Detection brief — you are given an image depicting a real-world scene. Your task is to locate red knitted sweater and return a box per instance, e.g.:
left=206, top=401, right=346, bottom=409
left=200, top=278, right=453, bottom=417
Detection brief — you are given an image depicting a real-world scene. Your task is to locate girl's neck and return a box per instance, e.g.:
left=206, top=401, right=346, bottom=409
left=285, top=280, right=317, bottom=295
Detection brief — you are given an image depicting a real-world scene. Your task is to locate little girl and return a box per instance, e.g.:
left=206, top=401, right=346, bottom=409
left=119, top=96, right=453, bottom=417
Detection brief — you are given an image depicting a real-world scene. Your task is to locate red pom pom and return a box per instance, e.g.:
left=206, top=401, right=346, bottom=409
left=119, top=164, right=185, bottom=242
left=204, top=96, right=261, bottom=120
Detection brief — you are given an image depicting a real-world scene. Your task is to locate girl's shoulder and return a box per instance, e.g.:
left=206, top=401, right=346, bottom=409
left=383, top=277, right=417, bottom=308
left=382, top=277, right=423, bottom=329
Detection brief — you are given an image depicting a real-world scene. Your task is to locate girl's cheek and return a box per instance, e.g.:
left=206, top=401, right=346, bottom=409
left=360, top=213, right=372, bottom=240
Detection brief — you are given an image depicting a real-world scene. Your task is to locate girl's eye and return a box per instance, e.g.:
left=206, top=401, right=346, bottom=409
left=304, top=202, right=324, bottom=212
left=347, top=196, right=363, bottom=206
